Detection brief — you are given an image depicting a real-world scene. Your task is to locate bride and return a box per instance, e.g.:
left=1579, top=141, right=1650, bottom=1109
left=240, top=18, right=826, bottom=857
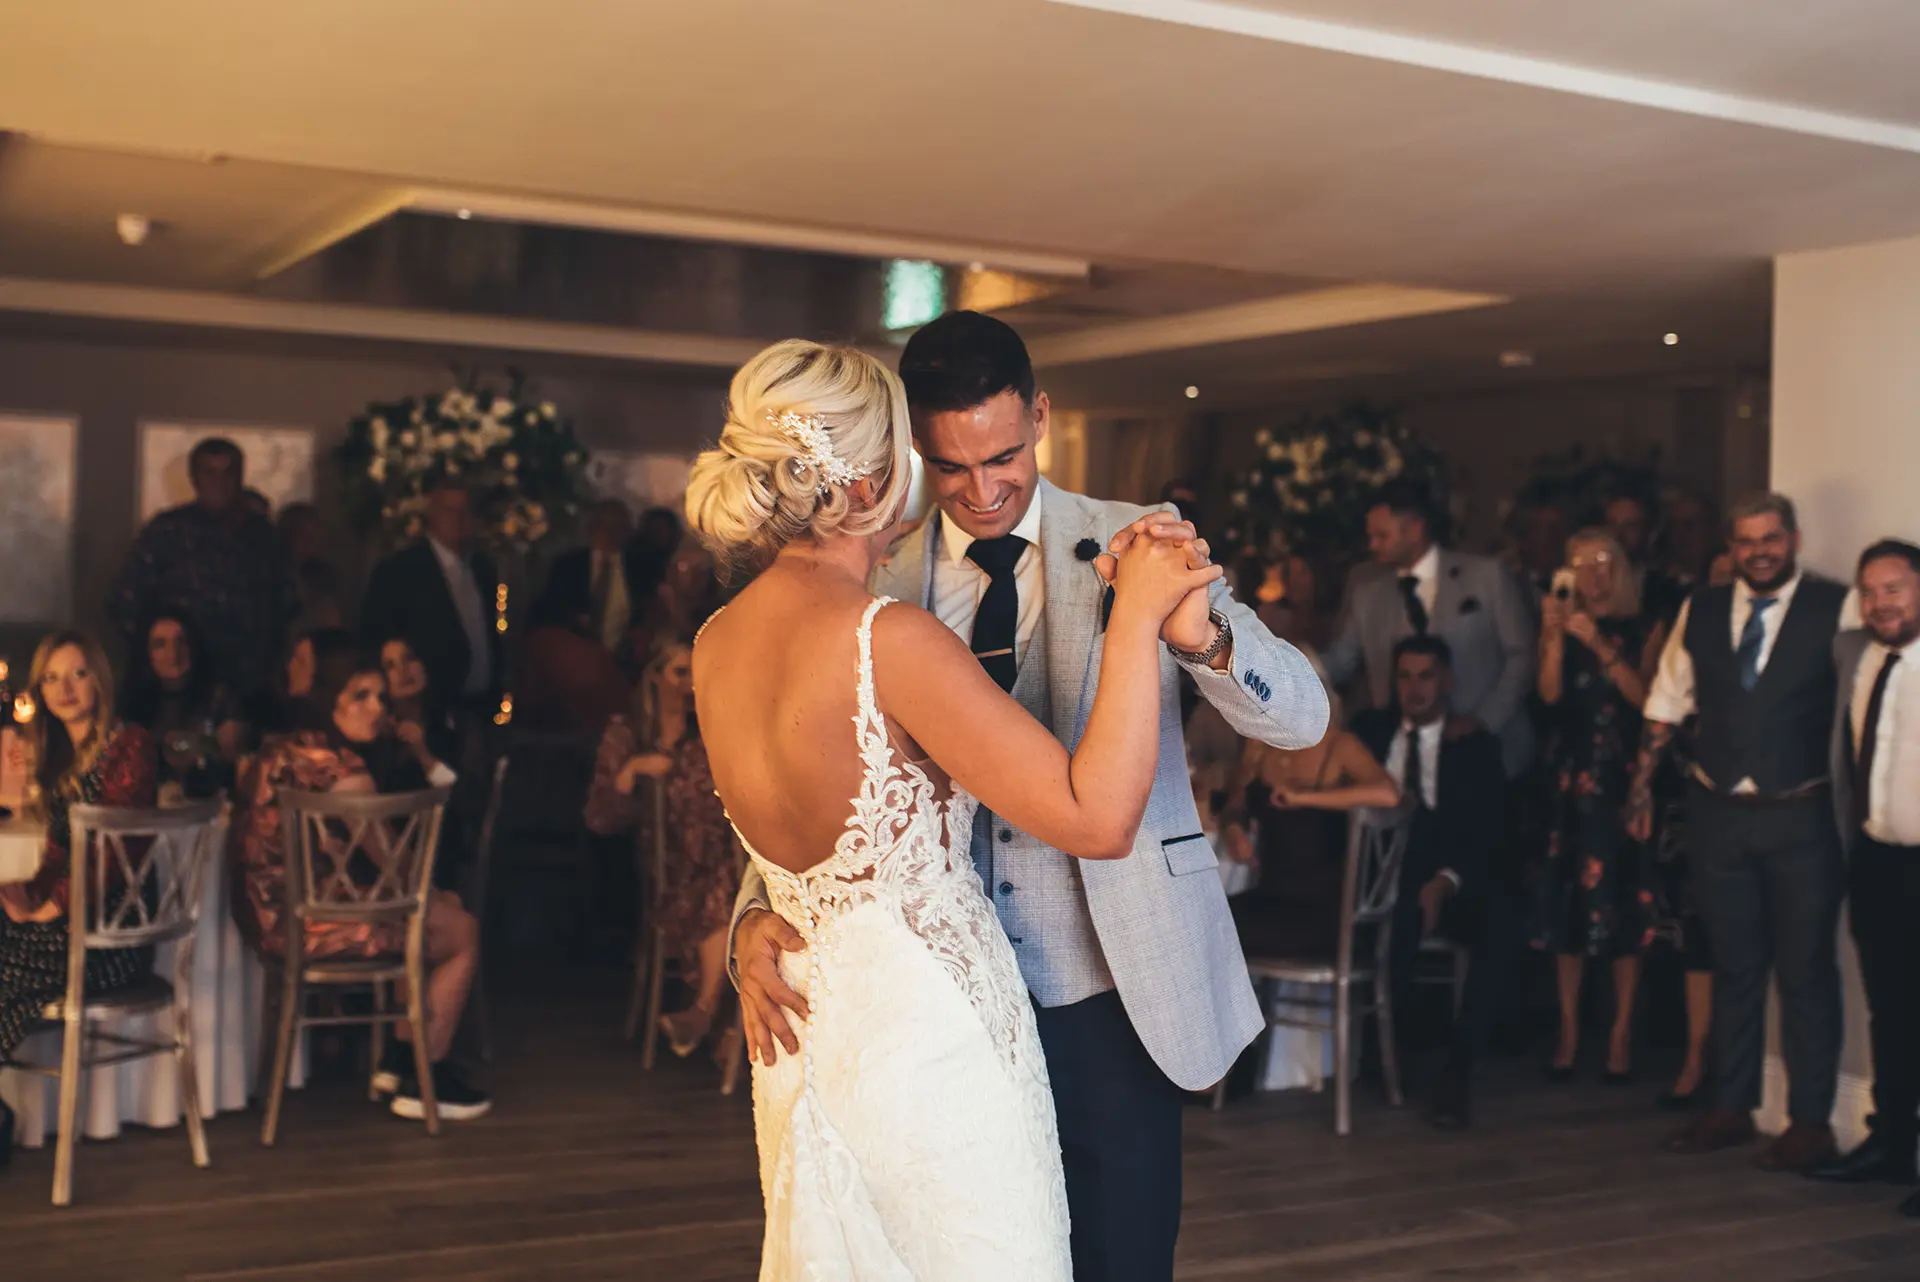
left=687, top=339, right=1220, bottom=1280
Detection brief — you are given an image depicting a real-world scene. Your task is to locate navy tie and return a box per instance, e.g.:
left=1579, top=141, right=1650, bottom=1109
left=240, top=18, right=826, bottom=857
left=967, top=535, right=1027, bottom=693
left=1736, top=595, right=1778, bottom=692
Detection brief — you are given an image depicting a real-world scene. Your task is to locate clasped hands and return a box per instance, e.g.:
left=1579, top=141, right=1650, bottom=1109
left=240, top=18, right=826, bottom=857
left=1096, top=513, right=1221, bottom=655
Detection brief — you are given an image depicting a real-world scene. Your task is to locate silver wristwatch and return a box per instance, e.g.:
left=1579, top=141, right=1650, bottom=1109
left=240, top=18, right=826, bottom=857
left=1168, top=609, right=1232, bottom=666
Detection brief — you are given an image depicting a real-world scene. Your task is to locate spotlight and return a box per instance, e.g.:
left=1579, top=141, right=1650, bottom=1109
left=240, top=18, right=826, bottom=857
left=1663, top=332, right=1679, bottom=346
left=1184, top=385, right=1200, bottom=400
left=456, top=208, right=473, bottom=220
left=116, top=213, right=152, bottom=246
left=1498, top=350, right=1534, bottom=369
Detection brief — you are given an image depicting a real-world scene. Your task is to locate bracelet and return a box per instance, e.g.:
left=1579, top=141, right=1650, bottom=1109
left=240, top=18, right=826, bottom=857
left=1168, top=609, right=1232, bottom=666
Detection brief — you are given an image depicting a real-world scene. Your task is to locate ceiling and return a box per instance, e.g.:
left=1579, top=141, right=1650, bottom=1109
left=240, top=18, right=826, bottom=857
left=2, top=0, right=1919, bottom=409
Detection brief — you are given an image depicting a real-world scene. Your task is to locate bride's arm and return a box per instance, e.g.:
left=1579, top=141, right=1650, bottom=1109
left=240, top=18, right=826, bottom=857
left=879, top=535, right=1219, bottom=861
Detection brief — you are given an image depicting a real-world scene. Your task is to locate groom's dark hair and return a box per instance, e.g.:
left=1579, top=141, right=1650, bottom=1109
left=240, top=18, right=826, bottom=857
left=898, top=310, right=1036, bottom=415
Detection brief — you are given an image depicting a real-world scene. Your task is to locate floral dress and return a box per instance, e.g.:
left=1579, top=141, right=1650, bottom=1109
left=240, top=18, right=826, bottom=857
left=0, top=723, right=159, bottom=1057
left=1534, top=615, right=1659, bottom=958
left=229, top=731, right=409, bottom=963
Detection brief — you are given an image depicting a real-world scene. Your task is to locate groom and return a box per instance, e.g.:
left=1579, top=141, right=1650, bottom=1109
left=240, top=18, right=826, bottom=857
left=732, top=310, right=1329, bottom=1281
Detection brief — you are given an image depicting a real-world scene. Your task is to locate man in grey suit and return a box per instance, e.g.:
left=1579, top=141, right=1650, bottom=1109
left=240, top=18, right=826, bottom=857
left=1809, top=539, right=1920, bottom=1214
left=731, top=311, right=1328, bottom=1282
left=1320, top=480, right=1537, bottom=778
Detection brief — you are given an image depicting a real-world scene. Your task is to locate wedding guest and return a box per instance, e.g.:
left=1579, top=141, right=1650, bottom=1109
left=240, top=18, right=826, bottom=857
left=1605, top=492, right=1685, bottom=625
left=1511, top=493, right=1577, bottom=599
left=585, top=642, right=737, bottom=1056
left=119, top=610, right=248, bottom=801
left=359, top=476, right=503, bottom=727
left=533, top=499, right=665, bottom=660
left=0, top=632, right=159, bottom=1160
left=1218, top=723, right=1400, bottom=956
left=1808, top=539, right=1920, bottom=1213
left=108, top=437, right=290, bottom=699
left=1322, top=480, right=1537, bottom=778
left=1354, top=635, right=1507, bottom=1129
left=248, top=627, right=344, bottom=743
left=380, top=635, right=459, bottom=768
left=1661, top=491, right=1721, bottom=597
left=636, top=505, right=684, bottom=560
left=277, top=502, right=348, bottom=633
left=229, top=640, right=489, bottom=1121
left=1630, top=492, right=1850, bottom=1172
left=1534, top=529, right=1667, bottom=1082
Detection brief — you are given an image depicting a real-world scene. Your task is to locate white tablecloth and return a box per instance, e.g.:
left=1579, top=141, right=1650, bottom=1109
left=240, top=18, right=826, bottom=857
left=0, top=843, right=304, bottom=1148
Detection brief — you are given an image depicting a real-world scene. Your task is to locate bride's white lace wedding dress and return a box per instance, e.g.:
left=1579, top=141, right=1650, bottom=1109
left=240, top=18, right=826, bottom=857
left=733, top=597, right=1072, bottom=1280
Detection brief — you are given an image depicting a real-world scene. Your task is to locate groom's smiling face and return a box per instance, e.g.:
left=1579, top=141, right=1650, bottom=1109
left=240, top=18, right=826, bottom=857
left=915, top=389, right=1050, bottom=542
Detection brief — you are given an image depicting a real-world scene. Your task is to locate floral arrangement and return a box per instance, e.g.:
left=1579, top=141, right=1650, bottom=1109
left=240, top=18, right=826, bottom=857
left=335, top=373, right=591, bottom=550
left=1508, top=444, right=1663, bottom=526
left=1220, top=402, right=1446, bottom=564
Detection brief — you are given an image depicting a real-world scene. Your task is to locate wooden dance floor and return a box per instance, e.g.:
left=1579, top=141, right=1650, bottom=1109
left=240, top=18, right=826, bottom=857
left=4, top=981, right=1916, bottom=1281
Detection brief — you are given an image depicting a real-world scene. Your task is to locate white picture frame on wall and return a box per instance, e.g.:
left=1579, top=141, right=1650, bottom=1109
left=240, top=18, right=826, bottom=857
left=138, top=421, right=316, bottom=521
left=0, top=412, right=78, bottom=624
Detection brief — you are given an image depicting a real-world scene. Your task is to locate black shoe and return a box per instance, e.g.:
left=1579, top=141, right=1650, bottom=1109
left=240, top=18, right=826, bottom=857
left=1602, top=1067, right=1635, bottom=1087
left=1543, top=1061, right=1577, bottom=1084
left=391, top=1064, right=492, bottom=1122
left=1900, top=1187, right=1920, bottom=1218
left=1657, top=1087, right=1706, bottom=1112
left=1805, top=1132, right=1919, bottom=1185
left=370, top=1040, right=413, bottom=1097
left=1426, top=1064, right=1473, bottom=1131
left=0, top=1098, right=13, bottom=1169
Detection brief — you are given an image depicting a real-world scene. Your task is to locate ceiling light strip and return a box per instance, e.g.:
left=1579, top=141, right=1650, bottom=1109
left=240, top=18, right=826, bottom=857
left=406, top=189, right=1093, bottom=279
left=1027, top=282, right=1505, bottom=366
left=1048, top=0, right=1920, bottom=154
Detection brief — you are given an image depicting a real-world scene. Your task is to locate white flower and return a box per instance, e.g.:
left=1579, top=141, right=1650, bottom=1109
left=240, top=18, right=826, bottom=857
left=1254, top=428, right=1272, bottom=447
left=502, top=451, right=519, bottom=471
left=565, top=451, right=582, bottom=466
left=526, top=501, right=545, bottom=521
left=540, top=402, right=557, bottom=419
left=369, top=416, right=389, bottom=448
left=1265, top=442, right=1285, bottom=462
left=368, top=456, right=388, bottom=483
left=1230, top=490, right=1248, bottom=509
left=1354, top=429, right=1374, bottom=446
left=491, top=397, right=512, bottom=418
left=1247, top=469, right=1262, bottom=484
left=399, top=430, right=417, bottom=449
left=434, top=430, right=458, bottom=453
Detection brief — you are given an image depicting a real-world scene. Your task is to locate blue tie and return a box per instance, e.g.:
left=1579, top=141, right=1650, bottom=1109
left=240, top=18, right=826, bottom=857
left=1736, top=595, right=1778, bottom=691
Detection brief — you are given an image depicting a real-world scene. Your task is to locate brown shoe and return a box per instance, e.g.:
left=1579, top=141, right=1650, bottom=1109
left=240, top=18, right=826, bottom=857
left=1758, top=1123, right=1837, bottom=1174
left=1665, top=1109, right=1758, bottom=1154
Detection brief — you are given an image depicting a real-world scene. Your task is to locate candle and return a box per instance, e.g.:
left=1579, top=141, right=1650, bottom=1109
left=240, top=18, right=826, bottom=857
left=493, top=693, right=514, bottom=727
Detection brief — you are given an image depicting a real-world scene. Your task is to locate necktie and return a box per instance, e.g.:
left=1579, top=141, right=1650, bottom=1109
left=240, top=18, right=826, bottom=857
left=967, top=535, right=1027, bottom=693
left=1855, top=649, right=1901, bottom=833
left=1402, top=725, right=1428, bottom=810
left=1398, top=574, right=1430, bottom=636
left=589, top=553, right=613, bottom=633
left=1736, top=595, right=1778, bottom=692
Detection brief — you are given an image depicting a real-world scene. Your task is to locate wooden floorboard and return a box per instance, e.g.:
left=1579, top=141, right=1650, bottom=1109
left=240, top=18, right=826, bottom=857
left=4, top=977, right=1916, bottom=1281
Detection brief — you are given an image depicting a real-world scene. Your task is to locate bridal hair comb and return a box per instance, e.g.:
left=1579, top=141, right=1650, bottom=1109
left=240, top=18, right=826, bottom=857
left=770, top=410, right=873, bottom=491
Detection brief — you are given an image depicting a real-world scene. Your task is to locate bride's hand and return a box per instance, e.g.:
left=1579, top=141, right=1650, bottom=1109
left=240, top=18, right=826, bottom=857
left=1108, top=525, right=1224, bottom=627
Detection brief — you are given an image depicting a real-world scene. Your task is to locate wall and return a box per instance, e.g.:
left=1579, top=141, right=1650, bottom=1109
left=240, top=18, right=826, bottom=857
left=0, top=326, right=728, bottom=659
left=1767, top=232, right=1920, bottom=1132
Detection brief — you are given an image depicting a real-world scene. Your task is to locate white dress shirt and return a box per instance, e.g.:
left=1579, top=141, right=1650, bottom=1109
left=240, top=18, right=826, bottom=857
left=1852, top=637, right=1920, bottom=846
left=931, top=488, right=1047, bottom=666
left=429, top=536, right=493, bottom=695
left=1406, top=543, right=1441, bottom=618
left=1384, top=716, right=1460, bottom=888
left=591, top=548, right=632, bottom=653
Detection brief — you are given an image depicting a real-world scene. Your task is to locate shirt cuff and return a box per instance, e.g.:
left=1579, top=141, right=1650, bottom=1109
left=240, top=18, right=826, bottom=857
left=1439, top=869, right=1462, bottom=892
left=426, top=761, right=458, bottom=789
left=726, top=894, right=773, bottom=989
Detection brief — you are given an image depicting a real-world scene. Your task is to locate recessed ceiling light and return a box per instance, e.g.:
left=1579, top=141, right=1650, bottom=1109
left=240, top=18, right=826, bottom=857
left=1498, top=349, right=1534, bottom=368
left=968, top=261, right=986, bottom=273
left=456, top=208, right=473, bottom=220
left=116, top=213, right=152, bottom=246
left=1663, top=332, right=1679, bottom=346
left=1184, top=385, right=1201, bottom=399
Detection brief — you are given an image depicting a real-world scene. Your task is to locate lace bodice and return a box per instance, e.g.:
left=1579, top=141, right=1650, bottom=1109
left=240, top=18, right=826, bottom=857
left=734, top=597, right=1038, bottom=1078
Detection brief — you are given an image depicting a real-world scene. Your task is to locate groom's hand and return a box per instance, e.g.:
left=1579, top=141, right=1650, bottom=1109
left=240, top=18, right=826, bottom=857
left=1104, top=517, right=1220, bottom=657
left=1097, top=515, right=1199, bottom=590
left=734, top=908, right=811, bottom=1065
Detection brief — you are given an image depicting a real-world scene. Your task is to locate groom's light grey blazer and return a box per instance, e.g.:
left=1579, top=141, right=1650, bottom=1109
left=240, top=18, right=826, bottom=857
left=734, top=480, right=1330, bottom=1090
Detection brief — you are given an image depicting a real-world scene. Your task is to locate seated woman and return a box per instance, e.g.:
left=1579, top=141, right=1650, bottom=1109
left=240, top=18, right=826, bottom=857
left=246, top=626, right=345, bottom=745
left=584, top=641, right=737, bottom=1058
left=228, top=640, right=490, bottom=1121
left=0, top=632, right=159, bottom=1163
left=379, top=635, right=458, bottom=768
left=120, top=609, right=248, bottom=802
left=1218, top=724, right=1401, bottom=958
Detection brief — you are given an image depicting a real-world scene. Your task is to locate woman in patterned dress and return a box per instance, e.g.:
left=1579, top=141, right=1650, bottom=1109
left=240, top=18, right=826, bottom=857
left=1534, top=529, right=1669, bottom=1081
left=0, top=632, right=159, bottom=1162
left=586, top=641, right=737, bottom=1056
left=228, top=638, right=490, bottom=1120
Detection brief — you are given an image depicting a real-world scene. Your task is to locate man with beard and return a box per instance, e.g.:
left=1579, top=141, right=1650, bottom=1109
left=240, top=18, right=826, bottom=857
left=1627, top=492, right=1850, bottom=1172
left=1807, top=539, right=1920, bottom=1214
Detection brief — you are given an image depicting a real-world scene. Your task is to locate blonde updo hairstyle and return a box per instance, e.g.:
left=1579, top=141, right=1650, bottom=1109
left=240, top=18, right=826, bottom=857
left=685, top=339, right=913, bottom=574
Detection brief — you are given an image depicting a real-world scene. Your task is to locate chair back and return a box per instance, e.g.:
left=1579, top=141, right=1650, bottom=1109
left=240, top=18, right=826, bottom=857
left=275, top=787, right=450, bottom=929
left=66, top=799, right=225, bottom=951
left=1334, top=804, right=1413, bottom=973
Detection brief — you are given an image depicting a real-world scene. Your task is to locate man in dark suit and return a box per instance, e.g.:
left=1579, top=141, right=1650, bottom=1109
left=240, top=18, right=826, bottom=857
left=360, top=477, right=503, bottom=723
left=532, top=499, right=665, bottom=662
left=1353, top=634, right=1507, bottom=1129
left=1809, top=539, right=1920, bottom=1214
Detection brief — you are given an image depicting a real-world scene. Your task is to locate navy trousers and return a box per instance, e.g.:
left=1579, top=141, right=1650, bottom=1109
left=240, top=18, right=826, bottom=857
left=1033, top=989, right=1185, bottom=1282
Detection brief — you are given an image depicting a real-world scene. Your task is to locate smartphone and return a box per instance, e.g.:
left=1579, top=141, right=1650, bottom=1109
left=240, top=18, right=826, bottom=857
left=1550, top=568, right=1577, bottom=601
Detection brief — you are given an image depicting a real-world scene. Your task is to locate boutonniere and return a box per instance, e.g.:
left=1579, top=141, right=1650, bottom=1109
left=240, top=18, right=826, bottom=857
left=1075, top=538, right=1115, bottom=632
left=1459, top=596, right=1483, bottom=615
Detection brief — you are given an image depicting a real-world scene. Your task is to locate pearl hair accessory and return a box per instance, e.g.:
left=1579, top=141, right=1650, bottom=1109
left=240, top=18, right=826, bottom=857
left=770, top=410, right=873, bottom=491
